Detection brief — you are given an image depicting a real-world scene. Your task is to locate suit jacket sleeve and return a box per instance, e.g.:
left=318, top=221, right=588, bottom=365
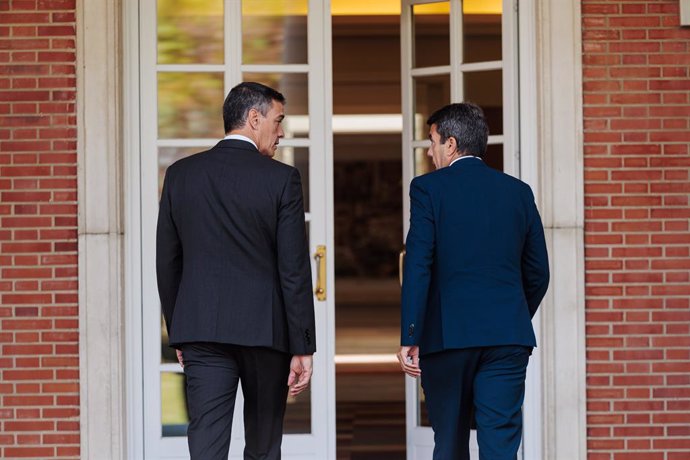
left=156, top=168, right=183, bottom=336
left=277, top=168, right=316, bottom=355
left=521, top=188, right=550, bottom=318
left=401, top=178, right=435, bottom=345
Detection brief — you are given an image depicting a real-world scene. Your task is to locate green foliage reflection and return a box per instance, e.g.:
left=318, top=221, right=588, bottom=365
left=158, top=0, right=224, bottom=64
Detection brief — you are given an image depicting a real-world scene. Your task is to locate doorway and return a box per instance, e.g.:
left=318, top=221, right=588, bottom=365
left=332, top=13, right=405, bottom=459
left=136, top=1, right=517, bottom=459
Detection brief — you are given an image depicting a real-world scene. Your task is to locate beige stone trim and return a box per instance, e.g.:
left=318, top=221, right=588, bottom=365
left=77, top=0, right=126, bottom=458
left=535, top=0, right=587, bottom=458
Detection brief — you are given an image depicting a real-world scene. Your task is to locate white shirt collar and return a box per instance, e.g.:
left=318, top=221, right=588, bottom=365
left=223, top=134, right=257, bottom=149
left=449, top=155, right=480, bottom=167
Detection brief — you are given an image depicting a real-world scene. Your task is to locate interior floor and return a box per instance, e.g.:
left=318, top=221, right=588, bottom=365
left=335, top=282, right=405, bottom=459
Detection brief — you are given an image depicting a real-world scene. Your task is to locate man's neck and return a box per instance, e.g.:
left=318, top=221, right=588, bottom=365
left=224, top=130, right=258, bottom=149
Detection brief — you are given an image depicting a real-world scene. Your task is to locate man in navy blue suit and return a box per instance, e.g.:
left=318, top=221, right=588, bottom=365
left=397, top=103, right=549, bottom=460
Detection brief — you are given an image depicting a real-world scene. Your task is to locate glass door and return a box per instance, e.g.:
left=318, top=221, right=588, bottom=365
left=139, top=0, right=334, bottom=458
left=400, top=0, right=519, bottom=458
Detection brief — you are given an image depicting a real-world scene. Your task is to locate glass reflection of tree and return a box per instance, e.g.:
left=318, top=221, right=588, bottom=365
left=158, top=73, right=224, bottom=139
left=158, top=0, right=223, bottom=64
left=241, top=1, right=308, bottom=65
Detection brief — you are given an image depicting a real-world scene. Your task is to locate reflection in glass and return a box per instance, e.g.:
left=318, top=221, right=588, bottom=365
left=414, top=74, right=451, bottom=141
left=160, top=314, right=178, bottom=364
left=158, top=147, right=205, bottom=198
left=412, top=2, right=450, bottom=68
left=414, top=147, right=434, bottom=178
left=463, top=70, right=503, bottom=134
left=161, top=372, right=189, bottom=437
left=242, top=0, right=308, bottom=65
left=463, top=10, right=502, bottom=63
left=284, top=386, right=312, bottom=433
left=158, top=72, right=224, bottom=139
left=243, top=73, right=309, bottom=138
left=484, top=143, right=503, bottom=172
left=274, top=147, right=310, bottom=212
left=418, top=378, right=431, bottom=427
left=157, top=0, right=223, bottom=64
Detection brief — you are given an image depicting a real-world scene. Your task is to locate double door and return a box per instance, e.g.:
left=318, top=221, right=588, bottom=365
left=138, top=1, right=520, bottom=458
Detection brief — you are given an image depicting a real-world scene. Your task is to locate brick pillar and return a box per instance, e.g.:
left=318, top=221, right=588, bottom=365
left=0, top=0, right=79, bottom=458
left=583, top=1, right=690, bottom=458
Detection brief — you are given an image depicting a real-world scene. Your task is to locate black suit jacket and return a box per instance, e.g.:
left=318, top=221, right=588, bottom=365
left=156, top=139, right=316, bottom=355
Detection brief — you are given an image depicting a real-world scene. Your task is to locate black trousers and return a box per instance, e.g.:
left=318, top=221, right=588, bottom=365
left=420, top=345, right=531, bottom=460
left=181, top=343, right=292, bottom=460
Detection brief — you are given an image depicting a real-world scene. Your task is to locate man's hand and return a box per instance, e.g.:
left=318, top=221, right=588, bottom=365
left=287, top=355, right=313, bottom=397
left=176, top=349, right=184, bottom=368
left=397, top=346, right=421, bottom=378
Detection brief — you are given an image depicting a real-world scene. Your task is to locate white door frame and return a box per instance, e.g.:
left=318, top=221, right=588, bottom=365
left=130, top=0, right=335, bottom=458
left=74, top=0, right=583, bottom=458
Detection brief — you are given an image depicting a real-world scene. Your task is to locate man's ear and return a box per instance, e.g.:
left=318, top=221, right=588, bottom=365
left=446, top=136, right=458, bottom=156
left=247, top=108, right=261, bottom=130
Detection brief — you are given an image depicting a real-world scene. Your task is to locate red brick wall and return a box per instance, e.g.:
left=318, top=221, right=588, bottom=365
left=0, top=0, right=79, bottom=458
left=583, top=1, right=690, bottom=459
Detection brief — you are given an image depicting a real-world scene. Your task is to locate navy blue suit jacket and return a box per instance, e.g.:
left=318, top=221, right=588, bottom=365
left=156, top=140, right=316, bottom=355
left=401, top=157, right=549, bottom=355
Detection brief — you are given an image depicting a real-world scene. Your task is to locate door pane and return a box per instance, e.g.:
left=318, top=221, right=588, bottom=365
left=242, top=0, right=308, bottom=64
left=158, top=146, right=205, bottom=197
left=462, top=7, right=502, bottom=63
left=157, top=0, right=224, bottom=64
left=243, top=73, right=310, bottom=138
left=158, top=72, right=225, bottom=139
left=284, top=387, right=311, bottom=434
left=463, top=70, right=503, bottom=134
left=484, top=143, right=503, bottom=172
left=274, top=147, right=310, bottom=212
left=414, top=147, right=433, bottom=177
left=161, top=371, right=189, bottom=437
left=417, top=378, right=430, bottom=427
left=414, top=74, right=451, bottom=141
left=412, top=2, right=450, bottom=68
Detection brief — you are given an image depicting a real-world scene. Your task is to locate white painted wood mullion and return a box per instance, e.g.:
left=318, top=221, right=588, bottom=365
left=459, top=60, right=503, bottom=72
left=401, top=3, right=428, bottom=460
left=278, top=138, right=312, bottom=148
left=450, top=0, right=463, bottom=102
left=123, top=0, right=144, bottom=456
left=502, top=0, right=519, bottom=179
left=488, top=134, right=505, bottom=145
left=411, top=139, right=431, bottom=149
left=226, top=0, right=242, bottom=90
left=410, top=65, right=451, bottom=77
left=241, top=64, right=311, bottom=74
left=156, top=64, right=225, bottom=73
left=157, top=139, right=219, bottom=148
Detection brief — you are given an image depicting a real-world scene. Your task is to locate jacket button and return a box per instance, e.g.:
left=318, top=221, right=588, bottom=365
left=408, top=324, right=415, bottom=337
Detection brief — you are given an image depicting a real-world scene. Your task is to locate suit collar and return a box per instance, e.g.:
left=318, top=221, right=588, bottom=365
left=215, top=139, right=261, bottom=154
left=450, top=156, right=485, bottom=169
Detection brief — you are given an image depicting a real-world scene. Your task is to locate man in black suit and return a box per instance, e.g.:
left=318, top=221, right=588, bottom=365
left=156, top=82, right=316, bottom=460
left=398, top=103, right=549, bottom=459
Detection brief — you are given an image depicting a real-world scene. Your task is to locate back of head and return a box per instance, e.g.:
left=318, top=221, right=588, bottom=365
left=223, top=82, right=286, bottom=133
left=426, top=102, right=489, bottom=157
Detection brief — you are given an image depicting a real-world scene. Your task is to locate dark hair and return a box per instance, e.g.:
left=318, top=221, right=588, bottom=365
left=223, top=82, right=286, bottom=133
left=426, top=102, right=489, bottom=157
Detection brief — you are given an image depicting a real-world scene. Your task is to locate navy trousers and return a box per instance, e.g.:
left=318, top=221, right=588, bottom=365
left=181, top=343, right=292, bottom=460
left=420, top=345, right=531, bottom=460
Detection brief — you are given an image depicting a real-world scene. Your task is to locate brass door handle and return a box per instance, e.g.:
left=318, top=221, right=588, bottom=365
left=399, top=247, right=406, bottom=287
left=314, top=245, right=326, bottom=301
